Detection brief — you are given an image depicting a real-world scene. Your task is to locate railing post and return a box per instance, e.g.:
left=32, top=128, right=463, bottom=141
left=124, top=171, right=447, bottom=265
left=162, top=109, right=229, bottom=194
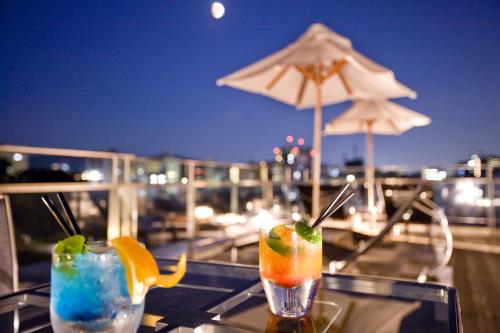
left=186, top=161, right=196, bottom=239
left=284, top=166, right=292, bottom=214
left=107, top=155, right=120, bottom=240
left=259, top=162, right=269, bottom=202
left=230, top=166, right=239, bottom=214
left=119, top=155, right=136, bottom=237
left=486, top=159, right=497, bottom=234
left=126, top=155, right=139, bottom=239
left=303, top=168, right=310, bottom=182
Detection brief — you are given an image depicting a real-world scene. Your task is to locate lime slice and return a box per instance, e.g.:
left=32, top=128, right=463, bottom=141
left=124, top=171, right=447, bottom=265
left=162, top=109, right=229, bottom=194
left=295, top=221, right=321, bottom=244
left=55, top=235, right=87, bottom=255
left=266, top=225, right=292, bottom=256
left=266, top=238, right=292, bottom=256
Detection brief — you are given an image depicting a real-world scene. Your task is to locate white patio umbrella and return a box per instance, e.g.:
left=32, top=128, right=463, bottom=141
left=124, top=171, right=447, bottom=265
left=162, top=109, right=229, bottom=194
left=217, top=23, right=417, bottom=218
left=323, top=99, right=431, bottom=219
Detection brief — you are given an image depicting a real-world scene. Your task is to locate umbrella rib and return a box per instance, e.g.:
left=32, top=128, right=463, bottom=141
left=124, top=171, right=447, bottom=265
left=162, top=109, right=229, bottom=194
left=265, top=65, right=290, bottom=91
left=294, top=65, right=316, bottom=81
left=323, top=59, right=347, bottom=81
left=295, top=75, right=308, bottom=107
left=338, top=67, right=352, bottom=95
left=322, top=60, right=352, bottom=95
left=387, top=117, right=401, bottom=134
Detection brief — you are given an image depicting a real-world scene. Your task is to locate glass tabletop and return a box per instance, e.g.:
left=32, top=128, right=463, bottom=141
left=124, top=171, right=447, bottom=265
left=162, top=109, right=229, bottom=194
left=0, top=260, right=461, bottom=333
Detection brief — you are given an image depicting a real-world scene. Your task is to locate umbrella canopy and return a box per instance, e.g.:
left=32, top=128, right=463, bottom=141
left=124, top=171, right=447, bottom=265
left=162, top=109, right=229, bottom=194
left=217, top=23, right=417, bottom=108
left=323, top=99, right=430, bottom=135
left=217, top=23, right=417, bottom=218
left=324, top=99, right=431, bottom=220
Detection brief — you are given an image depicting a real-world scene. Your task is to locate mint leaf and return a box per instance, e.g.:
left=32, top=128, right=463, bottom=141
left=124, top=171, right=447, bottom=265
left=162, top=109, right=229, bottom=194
left=295, top=222, right=321, bottom=244
left=55, top=235, right=87, bottom=255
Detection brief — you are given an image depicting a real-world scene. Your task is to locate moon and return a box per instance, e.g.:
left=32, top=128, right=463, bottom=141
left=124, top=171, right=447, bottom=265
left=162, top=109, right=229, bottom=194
left=211, top=2, right=225, bottom=19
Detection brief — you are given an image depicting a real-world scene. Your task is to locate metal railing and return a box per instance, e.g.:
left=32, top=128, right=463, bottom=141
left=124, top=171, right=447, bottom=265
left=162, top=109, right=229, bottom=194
left=0, top=144, right=498, bottom=243
left=0, top=144, right=272, bottom=241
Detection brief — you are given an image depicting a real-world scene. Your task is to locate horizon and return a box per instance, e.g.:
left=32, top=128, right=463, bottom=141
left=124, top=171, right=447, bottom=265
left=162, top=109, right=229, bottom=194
left=2, top=0, right=500, bottom=166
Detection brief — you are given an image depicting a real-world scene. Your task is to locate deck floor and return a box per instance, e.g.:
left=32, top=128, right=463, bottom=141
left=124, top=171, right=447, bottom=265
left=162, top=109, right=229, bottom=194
left=451, top=249, right=500, bottom=333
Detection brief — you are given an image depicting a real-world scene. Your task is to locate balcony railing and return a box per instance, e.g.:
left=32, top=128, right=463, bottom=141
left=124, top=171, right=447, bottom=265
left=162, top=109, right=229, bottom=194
left=0, top=144, right=498, bottom=245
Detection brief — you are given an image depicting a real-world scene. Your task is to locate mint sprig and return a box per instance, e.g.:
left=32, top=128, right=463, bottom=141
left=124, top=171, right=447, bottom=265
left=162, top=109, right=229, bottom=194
left=54, top=235, right=87, bottom=276
left=55, top=235, right=87, bottom=255
left=295, top=221, right=322, bottom=244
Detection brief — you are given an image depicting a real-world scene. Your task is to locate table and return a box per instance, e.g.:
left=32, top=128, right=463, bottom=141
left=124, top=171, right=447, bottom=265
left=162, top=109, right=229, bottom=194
left=0, top=259, right=462, bottom=332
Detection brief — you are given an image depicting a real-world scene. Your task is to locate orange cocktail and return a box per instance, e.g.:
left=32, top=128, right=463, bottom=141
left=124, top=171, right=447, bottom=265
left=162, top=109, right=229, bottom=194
left=259, top=223, right=322, bottom=317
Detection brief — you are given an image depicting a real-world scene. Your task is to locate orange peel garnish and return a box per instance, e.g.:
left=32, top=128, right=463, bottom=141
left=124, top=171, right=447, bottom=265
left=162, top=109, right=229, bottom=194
left=111, top=236, right=186, bottom=304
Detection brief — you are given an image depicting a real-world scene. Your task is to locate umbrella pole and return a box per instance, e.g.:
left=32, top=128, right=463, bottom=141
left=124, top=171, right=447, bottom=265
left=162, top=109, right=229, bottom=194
left=366, top=122, right=376, bottom=228
left=312, top=80, right=322, bottom=219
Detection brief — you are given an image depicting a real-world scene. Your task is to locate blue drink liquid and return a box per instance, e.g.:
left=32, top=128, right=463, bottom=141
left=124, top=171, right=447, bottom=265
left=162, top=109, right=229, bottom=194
left=50, top=242, right=144, bottom=333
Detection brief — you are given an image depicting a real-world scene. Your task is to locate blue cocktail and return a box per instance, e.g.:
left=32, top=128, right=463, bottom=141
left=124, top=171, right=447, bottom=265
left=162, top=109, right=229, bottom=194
left=50, top=241, right=144, bottom=333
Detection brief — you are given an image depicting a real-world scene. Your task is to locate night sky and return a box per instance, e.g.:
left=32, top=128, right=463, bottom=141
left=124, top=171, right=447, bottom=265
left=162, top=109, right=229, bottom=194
left=2, top=0, right=500, bottom=166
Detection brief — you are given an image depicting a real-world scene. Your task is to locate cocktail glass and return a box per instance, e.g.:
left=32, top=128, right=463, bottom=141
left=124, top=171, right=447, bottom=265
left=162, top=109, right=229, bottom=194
left=50, top=241, right=145, bottom=333
left=259, top=224, right=322, bottom=318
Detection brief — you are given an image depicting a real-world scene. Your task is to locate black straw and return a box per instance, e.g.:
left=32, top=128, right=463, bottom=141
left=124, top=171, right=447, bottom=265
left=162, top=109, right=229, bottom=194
left=315, top=183, right=351, bottom=223
left=311, top=190, right=356, bottom=229
left=57, top=192, right=82, bottom=235
left=42, top=195, right=74, bottom=236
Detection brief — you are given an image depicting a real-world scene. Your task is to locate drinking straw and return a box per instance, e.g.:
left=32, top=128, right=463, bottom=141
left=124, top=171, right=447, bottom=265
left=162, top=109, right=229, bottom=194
left=315, top=183, right=351, bottom=223
left=41, top=195, right=74, bottom=236
left=312, top=191, right=355, bottom=229
left=56, top=192, right=82, bottom=235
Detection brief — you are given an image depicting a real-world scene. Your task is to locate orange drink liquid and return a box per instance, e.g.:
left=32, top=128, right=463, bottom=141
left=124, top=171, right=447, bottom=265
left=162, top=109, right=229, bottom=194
left=259, top=223, right=322, bottom=317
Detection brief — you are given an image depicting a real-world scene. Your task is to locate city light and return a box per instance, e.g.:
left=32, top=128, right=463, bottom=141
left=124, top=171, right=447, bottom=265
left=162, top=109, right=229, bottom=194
left=13, top=153, right=23, bottom=161
left=454, top=180, right=483, bottom=205
left=275, top=155, right=283, bottom=162
left=180, top=177, right=188, bottom=184
left=214, top=213, right=246, bottom=225
left=298, top=138, right=305, bottom=146
left=287, top=153, right=294, bottom=164
left=211, top=2, right=225, bottom=19
left=248, top=209, right=276, bottom=230
left=346, top=174, right=355, bottom=182
left=328, top=168, right=340, bottom=177
left=286, top=135, right=293, bottom=143
left=402, top=210, right=412, bottom=221
left=273, top=147, right=281, bottom=155
left=149, top=174, right=158, bottom=185
left=81, top=169, right=103, bottom=182
left=291, top=146, right=299, bottom=155
left=166, top=170, right=177, bottom=181
left=157, top=174, right=166, bottom=185
left=309, top=149, right=316, bottom=157
left=194, top=206, right=214, bottom=220
left=469, top=155, right=482, bottom=178
left=423, top=168, right=447, bottom=181
left=229, top=166, right=240, bottom=183
left=51, top=163, right=70, bottom=172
